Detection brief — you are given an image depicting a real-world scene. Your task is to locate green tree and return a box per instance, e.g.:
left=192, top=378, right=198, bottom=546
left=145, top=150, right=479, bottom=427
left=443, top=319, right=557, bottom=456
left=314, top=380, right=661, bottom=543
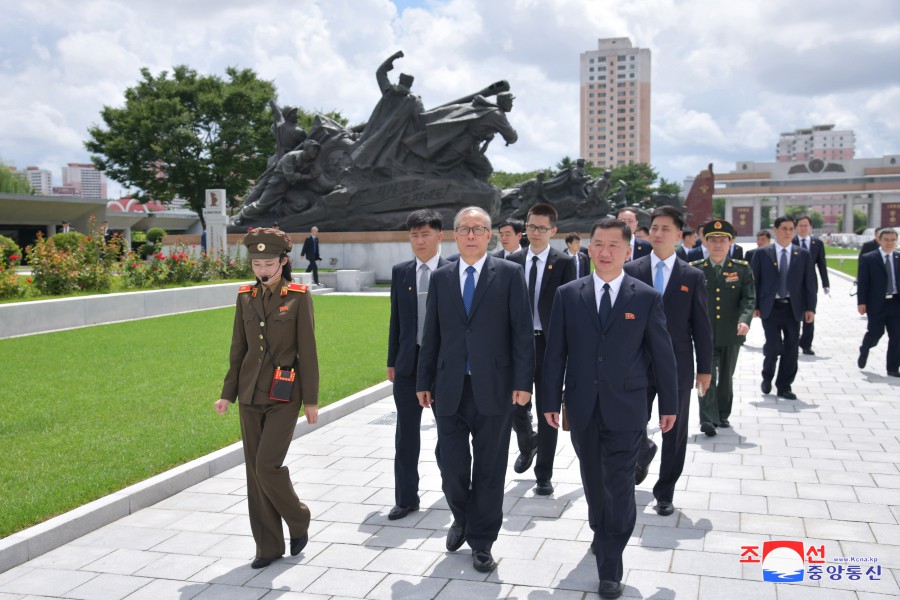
left=655, top=177, right=682, bottom=200
left=85, top=65, right=278, bottom=224
left=712, top=198, right=726, bottom=219
left=786, top=206, right=826, bottom=229
left=609, top=162, right=658, bottom=206
left=0, top=158, right=33, bottom=194
left=837, top=209, right=868, bottom=234
left=490, top=170, right=543, bottom=189
left=555, top=156, right=574, bottom=171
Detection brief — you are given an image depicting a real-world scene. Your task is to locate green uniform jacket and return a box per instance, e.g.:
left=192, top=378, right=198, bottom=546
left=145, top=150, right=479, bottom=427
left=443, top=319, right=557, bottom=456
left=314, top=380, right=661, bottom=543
left=691, top=258, right=756, bottom=346
left=221, top=279, right=319, bottom=406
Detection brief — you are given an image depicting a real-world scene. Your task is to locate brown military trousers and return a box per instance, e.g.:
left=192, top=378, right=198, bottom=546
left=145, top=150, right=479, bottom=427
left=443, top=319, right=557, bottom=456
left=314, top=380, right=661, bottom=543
left=239, top=401, right=311, bottom=559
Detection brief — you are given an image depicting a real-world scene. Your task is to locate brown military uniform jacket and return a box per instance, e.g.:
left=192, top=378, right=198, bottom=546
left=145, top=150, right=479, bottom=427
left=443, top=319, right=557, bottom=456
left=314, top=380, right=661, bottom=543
left=221, top=279, right=319, bottom=406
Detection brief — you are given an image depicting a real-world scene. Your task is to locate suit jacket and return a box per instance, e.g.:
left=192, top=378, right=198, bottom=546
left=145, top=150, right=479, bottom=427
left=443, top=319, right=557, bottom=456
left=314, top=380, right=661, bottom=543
left=858, top=249, right=900, bottom=316
left=565, top=249, right=591, bottom=279
left=750, top=245, right=817, bottom=321
left=624, top=256, right=713, bottom=390
left=675, top=246, right=689, bottom=261
left=417, top=254, right=535, bottom=417
left=507, top=247, right=576, bottom=330
left=492, top=248, right=507, bottom=258
left=221, top=280, right=319, bottom=406
left=729, top=244, right=744, bottom=260
left=542, top=274, right=678, bottom=431
left=630, top=238, right=652, bottom=261
left=300, top=236, right=321, bottom=261
left=686, top=245, right=706, bottom=262
left=387, top=257, right=450, bottom=376
left=744, top=247, right=760, bottom=265
left=793, top=236, right=830, bottom=289
left=859, top=239, right=879, bottom=261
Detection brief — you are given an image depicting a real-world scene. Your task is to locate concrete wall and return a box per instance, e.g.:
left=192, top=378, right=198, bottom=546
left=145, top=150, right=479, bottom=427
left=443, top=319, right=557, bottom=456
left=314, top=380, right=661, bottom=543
left=0, top=283, right=246, bottom=339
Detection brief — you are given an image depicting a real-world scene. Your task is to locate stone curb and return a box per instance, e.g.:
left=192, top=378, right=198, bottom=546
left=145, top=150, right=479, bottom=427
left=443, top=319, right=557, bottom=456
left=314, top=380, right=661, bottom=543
left=0, top=380, right=394, bottom=573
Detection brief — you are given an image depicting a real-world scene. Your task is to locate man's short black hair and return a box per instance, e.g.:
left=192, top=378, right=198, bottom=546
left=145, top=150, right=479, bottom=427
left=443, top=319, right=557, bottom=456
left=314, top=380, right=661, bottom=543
left=682, top=227, right=695, bottom=237
left=649, top=205, right=685, bottom=230
left=498, top=218, right=525, bottom=235
left=795, top=215, right=813, bottom=226
left=757, top=229, right=772, bottom=239
left=590, top=218, right=632, bottom=243
left=878, top=228, right=897, bottom=239
left=405, top=209, right=443, bottom=231
left=635, top=225, right=650, bottom=236
left=773, top=216, right=795, bottom=229
left=527, top=203, right=559, bottom=227
left=565, top=232, right=581, bottom=245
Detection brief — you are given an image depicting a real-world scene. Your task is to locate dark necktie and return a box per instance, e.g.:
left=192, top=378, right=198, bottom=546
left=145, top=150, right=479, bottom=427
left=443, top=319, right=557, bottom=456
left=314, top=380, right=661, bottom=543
left=598, top=282, right=611, bottom=328
left=779, top=248, right=789, bottom=298
left=529, top=256, right=539, bottom=316
left=802, top=238, right=808, bottom=251
left=886, top=254, right=896, bottom=296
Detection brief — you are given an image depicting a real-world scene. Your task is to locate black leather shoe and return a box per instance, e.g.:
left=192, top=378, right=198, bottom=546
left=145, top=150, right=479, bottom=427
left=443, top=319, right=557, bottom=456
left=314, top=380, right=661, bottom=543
left=388, top=505, right=419, bottom=520
left=514, top=445, right=538, bottom=474
left=290, top=533, right=308, bottom=556
left=251, top=556, right=278, bottom=569
left=801, top=347, right=815, bottom=355
left=777, top=390, right=798, bottom=400
left=599, top=580, right=625, bottom=599
left=888, top=371, right=900, bottom=377
left=446, top=521, right=465, bottom=552
left=761, top=379, right=772, bottom=394
left=635, top=443, right=657, bottom=485
left=653, top=500, right=675, bottom=516
left=718, top=419, right=730, bottom=428
left=700, top=421, right=717, bottom=437
left=534, top=480, right=554, bottom=495
left=472, top=549, right=496, bottom=572
left=858, top=346, right=869, bottom=369
left=590, top=542, right=596, bottom=555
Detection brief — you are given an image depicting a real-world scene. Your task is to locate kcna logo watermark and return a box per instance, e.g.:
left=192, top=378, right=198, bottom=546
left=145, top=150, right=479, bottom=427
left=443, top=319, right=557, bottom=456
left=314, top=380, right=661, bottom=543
left=740, top=541, right=881, bottom=583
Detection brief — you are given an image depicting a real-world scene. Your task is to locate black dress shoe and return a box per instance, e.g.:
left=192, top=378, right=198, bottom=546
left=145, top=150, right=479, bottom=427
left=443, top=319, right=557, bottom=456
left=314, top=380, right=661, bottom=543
left=446, top=521, right=465, bottom=552
left=777, top=390, right=798, bottom=400
left=590, top=542, right=596, bottom=555
left=635, top=443, right=657, bottom=485
left=534, top=480, right=554, bottom=495
left=718, top=419, right=731, bottom=428
left=700, top=421, right=717, bottom=437
left=472, top=549, right=496, bottom=572
left=888, top=371, right=900, bottom=377
left=514, top=445, right=538, bottom=474
left=858, top=346, right=869, bottom=368
left=599, top=580, right=625, bottom=599
left=801, top=347, right=815, bottom=356
left=388, top=505, right=419, bottom=520
left=653, top=500, right=675, bottom=516
left=761, top=379, right=772, bottom=394
left=290, top=533, right=308, bottom=556
left=251, top=556, right=278, bottom=569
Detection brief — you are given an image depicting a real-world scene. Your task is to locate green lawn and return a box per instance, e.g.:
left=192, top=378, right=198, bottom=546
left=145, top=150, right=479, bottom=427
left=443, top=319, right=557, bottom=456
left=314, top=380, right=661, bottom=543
left=0, top=295, right=389, bottom=537
left=827, top=257, right=858, bottom=278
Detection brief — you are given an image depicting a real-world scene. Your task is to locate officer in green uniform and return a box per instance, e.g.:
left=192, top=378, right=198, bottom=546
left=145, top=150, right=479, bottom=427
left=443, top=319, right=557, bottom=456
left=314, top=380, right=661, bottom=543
left=691, top=219, right=755, bottom=436
left=214, top=227, right=319, bottom=569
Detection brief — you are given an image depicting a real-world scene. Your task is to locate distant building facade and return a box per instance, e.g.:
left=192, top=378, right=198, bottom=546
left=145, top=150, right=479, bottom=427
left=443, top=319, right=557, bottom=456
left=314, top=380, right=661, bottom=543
left=23, top=166, right=53, bottom=194
left=776, top=124, right=855, bottom=163
left=579, top=37, right=651, bottom=167
left=61, top=163, right=107, bottom=199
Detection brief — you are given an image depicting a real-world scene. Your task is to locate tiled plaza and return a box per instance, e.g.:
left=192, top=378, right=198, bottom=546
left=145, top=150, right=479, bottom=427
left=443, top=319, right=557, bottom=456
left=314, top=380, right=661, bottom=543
left=0, top=269, right=898, bottom=599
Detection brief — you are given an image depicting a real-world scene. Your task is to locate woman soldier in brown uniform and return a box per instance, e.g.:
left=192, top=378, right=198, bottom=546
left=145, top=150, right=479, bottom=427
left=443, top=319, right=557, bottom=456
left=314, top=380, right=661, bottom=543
left=214, top=227, right=319, bottom=569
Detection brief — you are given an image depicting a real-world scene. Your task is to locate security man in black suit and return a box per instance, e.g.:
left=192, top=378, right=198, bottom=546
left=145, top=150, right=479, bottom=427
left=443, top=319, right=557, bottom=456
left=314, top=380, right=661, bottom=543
left=300, top=226, right=322, bottom=285
left=565, top=232, right=591, bottom=279
left=495, top=218, right=525, bottom=258
left=616, top=208, right=652, bottom=261
left=859, top=227, right=884, bottom=261
left=750, top=216, right=817, bottom=400
left=793, top=216, right=830, bottom=355
left=543, top=218, right=678, bottom=599
left=625, top=206, right=712, bottom=516
left=386, top=209, right=449, bottom=520
left=857, top=228, right=900, bottom=377
left=675, top=227, right=696, bottom=261
left=417, top=206, right=534, bottom=573
left=744, top=229, right=772, bottom=265
left=507, top=203, right=576, bottom=495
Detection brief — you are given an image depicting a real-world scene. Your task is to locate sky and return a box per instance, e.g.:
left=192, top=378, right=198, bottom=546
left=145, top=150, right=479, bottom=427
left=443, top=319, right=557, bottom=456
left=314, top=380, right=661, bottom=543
left=1, top=0, right=898, bottom=199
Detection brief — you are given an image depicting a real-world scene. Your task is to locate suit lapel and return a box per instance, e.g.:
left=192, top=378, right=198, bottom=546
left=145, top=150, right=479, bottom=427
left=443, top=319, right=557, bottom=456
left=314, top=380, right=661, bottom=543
left=664, top=260, right=682, bottom=302
left=540, top=249, right=559, bottom=305
left=449, top=261, right=468, bottom=322
left=605, top=277, right=635, bottom=333
left=580, top=276, right=601, bottom=333
left=467, top=255, right=496, bottom=320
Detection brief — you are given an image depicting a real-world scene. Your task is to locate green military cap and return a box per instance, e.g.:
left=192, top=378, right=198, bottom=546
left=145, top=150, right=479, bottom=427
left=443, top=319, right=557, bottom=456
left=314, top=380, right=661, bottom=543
left=243, top=227, right=292, bottom=258
left=703, top=219, right=735, bottom=240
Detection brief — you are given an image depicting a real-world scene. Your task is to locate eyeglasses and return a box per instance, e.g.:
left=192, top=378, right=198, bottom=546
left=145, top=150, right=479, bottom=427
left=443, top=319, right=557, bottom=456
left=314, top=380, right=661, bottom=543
left=455, top=226, right=489, bottom=236
left=526, top=224, right=552, bottom=233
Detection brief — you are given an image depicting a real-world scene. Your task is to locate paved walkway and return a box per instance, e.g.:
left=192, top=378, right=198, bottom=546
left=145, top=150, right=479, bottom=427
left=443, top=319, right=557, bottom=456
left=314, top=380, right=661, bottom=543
left=1, top=270, right=898, bottom=599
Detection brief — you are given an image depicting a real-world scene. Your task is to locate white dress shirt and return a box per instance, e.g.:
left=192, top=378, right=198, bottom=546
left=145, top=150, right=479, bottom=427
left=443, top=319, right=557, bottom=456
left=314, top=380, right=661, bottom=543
left=526, top=245, right=551, bottom=330
left=593, top=270, right=626, bottom=312
left=650, top=252, right=677, bottom=294
left=415, top=253, right=441, bottom=276
left=458, top=253, right=488, bottom=297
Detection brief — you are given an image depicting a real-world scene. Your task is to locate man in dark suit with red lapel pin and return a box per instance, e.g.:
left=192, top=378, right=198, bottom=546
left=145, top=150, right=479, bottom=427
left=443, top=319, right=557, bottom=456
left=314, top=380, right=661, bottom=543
left=857, top=228, right=900, bottom=377
left=542, top=218, right=678, bottom=599
left=386, top=209, right=449, bottom=520
left=625, top=206, right=712, bottom=517
left=793, top=215, right=830, bottom=355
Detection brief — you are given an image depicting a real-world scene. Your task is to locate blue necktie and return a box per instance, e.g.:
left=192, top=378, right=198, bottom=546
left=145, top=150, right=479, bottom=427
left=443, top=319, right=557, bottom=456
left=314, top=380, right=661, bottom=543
left=654, top=262, right=665, bottom=294
left=463, top=266, right=475, bottom=373
left=598, top=282, right=611, bottom=328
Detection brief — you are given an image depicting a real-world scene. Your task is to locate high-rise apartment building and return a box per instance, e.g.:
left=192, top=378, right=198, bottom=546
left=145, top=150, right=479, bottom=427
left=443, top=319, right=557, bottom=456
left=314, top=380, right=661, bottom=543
left=61, top=162, right=107, bottom=198
left=579, top=37, right=651, bottom=167
left=24, top=166, right=53, bottom=195
left=776, top=124, right=855, bottom=162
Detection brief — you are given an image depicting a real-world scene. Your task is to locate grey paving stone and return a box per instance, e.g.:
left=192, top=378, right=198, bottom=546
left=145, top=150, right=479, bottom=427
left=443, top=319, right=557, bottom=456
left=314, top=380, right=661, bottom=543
left=364, top=548, right=441, bottom=576
left=120, top=578, right=208, bottom=599
left=303, top=567, right=385, bottom=597
left=191, top=584, right=268, bottom=600
left=485, top=557, right=562, bottom=588
left=308, top=543, right=382, bottom=570
left=188, top=557, right=259, bottom=586
left=804, top=518, right=877, bottom=543
left=622, top=569, right=699, bottom=599
left=671, top=549, right=741, bottom=578
left=637, top=525, right=705, bottom=551
left=82, top=549, right=160, bottom=575
left=826, top=501, right=897, bottom=524
left=697, top=575, right=776, bottom=600
left=423, top=552, right=491, bottom=583
left=363, top=526, right=432, bottom=550
left=740, top=479, right=798, bottom=498
left=708, top=492, right=768, bottom=515
left=245, top=563, right=328, bottom=593
left=0, top=568, right=96, bottom=596
left=71, top=525, right=177, bottom=550
left=489, top=535, right=545, bottom=561
left=134, top=553, right=217, bottom=580
left=65, top=573, right=152, bottom=600
left=506, top=585, right=585, bottom=599
left=675, top=509, right=741, bottom=532
left=366, top=574, right=449, bottom=600
left=26, top=545, right=112, bottom=570
left=434, top=578, right=512, bottom=600
left=740, top=513, right=805, bottom=536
